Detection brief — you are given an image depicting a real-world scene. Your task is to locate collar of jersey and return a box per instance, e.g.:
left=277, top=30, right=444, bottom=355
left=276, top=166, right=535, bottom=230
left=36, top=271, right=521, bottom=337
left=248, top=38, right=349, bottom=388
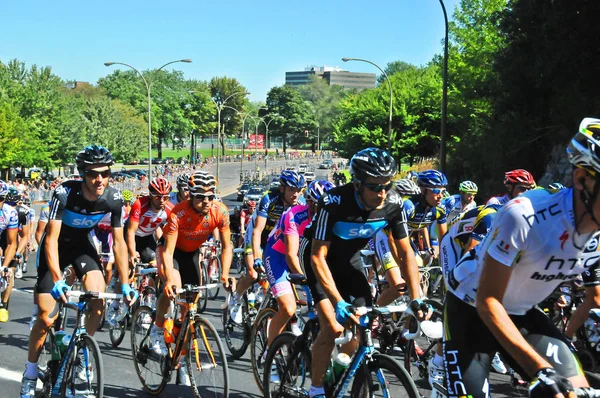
left=353, top=191, right=365, bottom=210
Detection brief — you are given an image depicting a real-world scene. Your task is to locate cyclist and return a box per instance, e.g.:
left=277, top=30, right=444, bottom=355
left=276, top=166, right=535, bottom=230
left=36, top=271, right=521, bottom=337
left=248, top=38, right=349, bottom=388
left=168, top=173, right=190, bottom=206
left=2, top=187, right=31, bottom=280
left=549, top=182, right=567, bottom=192
left=228, top=170, right=305, bottom=322
left=150, top=171, right=232, bottom=386
left=263, top=180, right=333, bottom=351
left=20, top=145, right=137, bottom=398
left=486, top=168, right=536, bottom=206
left=443, top=118, right=600, bottom=398
left=303, top=148, right=423, bottom=398
left=395, top=178, right=421, bottom=198
left=126, top=178, right=173, bottom=265
left=0, top=181, right=19, bottom=323
left=443, top=180, right=478, bottom=225
left=240, top=200, right=256, bottom=241
left=23, top=196, right=35, bottom=270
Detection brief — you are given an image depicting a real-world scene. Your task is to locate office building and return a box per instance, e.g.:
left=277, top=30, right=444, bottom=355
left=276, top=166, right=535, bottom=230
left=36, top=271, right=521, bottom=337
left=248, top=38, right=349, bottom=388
left=285, top=65, right=376, bottom=91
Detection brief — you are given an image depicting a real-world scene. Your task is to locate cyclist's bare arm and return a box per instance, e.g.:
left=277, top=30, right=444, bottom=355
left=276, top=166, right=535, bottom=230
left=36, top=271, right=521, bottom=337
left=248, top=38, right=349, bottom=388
left=16, top=222, right=31, bottom=256
left=160, top=230, right=178, bottom=299
left=476, top=253, right=553, bottom=378
left=35, top=219, right=47, bottom=245
left=284, top=233, right=303, bottom=275
left=219, top=226, right=233, bottom=284
left=44, top=220, right=63, bottom=284
left=565, top=285, right=600, bottom=339
left=252, top=215, right=267, bottom=259
left=126, top=218, right=139, bottom=260
left=112, top=227, right=131, bottom=293
left=394, top=236, right=421, bottom=301
left=2, top=228, right=18, bottom=268
left=311, top=239, right=343, bottom=304
left=437, top=222, right=447, bottom=241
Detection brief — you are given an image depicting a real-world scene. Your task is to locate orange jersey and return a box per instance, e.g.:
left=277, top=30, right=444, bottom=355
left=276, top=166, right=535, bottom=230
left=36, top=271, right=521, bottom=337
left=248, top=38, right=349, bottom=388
left=164, top=200, right=230, bottom=252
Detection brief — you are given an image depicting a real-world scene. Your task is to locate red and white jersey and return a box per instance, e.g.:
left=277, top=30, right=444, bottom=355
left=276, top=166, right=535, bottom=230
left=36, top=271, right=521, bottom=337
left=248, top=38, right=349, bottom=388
left=130, top=196, right=174, bottom=237
left=96, top=205, right=129, bottom=233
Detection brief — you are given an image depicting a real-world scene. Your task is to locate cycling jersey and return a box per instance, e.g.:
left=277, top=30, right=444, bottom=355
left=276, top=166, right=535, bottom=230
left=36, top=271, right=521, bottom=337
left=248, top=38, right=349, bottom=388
left=443, top=194, right=476, bottom=225
left=486, top=193, right=510, bottom=206
left=257, top=189, right=305, bottom=248
left=0, top=204, right=19, bottom=233
left=15, top=204, right=31, bottom=231
left=164, top=200, right=230, bottom=252
left=168, top=190, right=183, bottom=206
left=403, top=194, right=447, bottom=231
left=38, top=202, right=50, bottom=223
left=240, top=209, right=253, bottom=229
left=367, top=230, right=398, bottom=272
left=243, top=211, right=258, bottom=254
left=28, top=207, right=36, bottom=224
left=129, top=196, right=173, bottom=237
left=445, top=204, right=500, bottom=251
left=448, top=188, right=600, bottom=315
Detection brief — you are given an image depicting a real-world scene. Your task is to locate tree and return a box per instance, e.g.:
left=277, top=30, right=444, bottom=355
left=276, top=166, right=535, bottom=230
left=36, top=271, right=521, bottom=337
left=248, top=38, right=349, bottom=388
left=265, top=85, right=317, bottom=148
left=209, top=76, right=249, bottom=155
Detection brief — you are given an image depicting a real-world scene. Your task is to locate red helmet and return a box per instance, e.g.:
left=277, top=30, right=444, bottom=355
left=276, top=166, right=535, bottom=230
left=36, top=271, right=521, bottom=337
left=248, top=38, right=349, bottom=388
left=247, top=200, right=257, bottom=208
left=149, top=177, right=172, bottom=195
left=504, top=169, right=535, bottom=187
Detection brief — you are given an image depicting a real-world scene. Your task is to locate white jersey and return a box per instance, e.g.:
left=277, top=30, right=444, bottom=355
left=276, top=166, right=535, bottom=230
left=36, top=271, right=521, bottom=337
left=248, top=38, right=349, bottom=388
left=443, top=194, right=477, bottom=226
left=486, top=193, right=510, bottom=206
left=447, top=188, right=600, bottom=315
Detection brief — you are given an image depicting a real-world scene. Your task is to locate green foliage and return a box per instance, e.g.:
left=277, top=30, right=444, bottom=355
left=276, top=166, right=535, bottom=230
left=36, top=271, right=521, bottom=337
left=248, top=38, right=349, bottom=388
left=266, top=84, right=318, bottom=147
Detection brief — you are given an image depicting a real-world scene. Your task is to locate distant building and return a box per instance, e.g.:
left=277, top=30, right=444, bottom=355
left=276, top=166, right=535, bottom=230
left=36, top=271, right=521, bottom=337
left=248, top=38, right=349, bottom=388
left=285, top=65, right=376, bottom=91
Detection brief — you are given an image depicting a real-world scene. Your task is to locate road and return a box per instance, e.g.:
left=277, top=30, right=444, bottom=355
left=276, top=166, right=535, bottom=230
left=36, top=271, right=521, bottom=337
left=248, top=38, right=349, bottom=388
left=0, top=169, right=533, bottom=398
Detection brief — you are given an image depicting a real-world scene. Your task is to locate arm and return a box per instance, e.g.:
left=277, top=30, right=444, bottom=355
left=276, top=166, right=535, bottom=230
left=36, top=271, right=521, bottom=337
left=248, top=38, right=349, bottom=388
left=160, top=229, right=178, bottom=299
left=112, top=227, right=131, bottom=289
left=219, top=226, right=233, bottom=284
left=394, top=236, right=421, bottom=301
left=44, top=220, right=64, bottom=284
left=475, top=253, right=552, bottom=377
left=252, top=215, right=267, bottom=261
left=2, top=228, right=18, bottom=268
left=311, top=239, right=344, bottom=304
left=16, top=222, right=31, bottom=256
left=284, top=233, right=303, bottom=275
left=565, top=285, right=600, bottom=339
left=437, top=222, right=447, bottom=241
left=126, top=218, right=139, bottom=261
left=35, top=220, right=47, bottom=245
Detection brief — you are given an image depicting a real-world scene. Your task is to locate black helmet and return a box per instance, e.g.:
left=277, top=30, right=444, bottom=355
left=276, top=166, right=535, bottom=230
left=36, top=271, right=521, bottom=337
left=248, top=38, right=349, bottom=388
left=76, top=145, right=114, bottom=174
left=350, top=147, right=396, bottom=181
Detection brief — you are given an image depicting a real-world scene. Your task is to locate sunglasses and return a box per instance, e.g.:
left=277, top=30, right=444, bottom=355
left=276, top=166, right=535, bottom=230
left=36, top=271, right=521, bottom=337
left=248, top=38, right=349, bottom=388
left=86, top=170, right=111, bottom=179
left=178, top=185, right=189, bottom=192
left=427, top=187, right=446, bottom=195
left=151, top=194, right=169, bottom=201
left=192, top=194, right=215, bottom=201
left=514, top=185, right=534, bottom=192
left=361, top=181, right=394, bottom=193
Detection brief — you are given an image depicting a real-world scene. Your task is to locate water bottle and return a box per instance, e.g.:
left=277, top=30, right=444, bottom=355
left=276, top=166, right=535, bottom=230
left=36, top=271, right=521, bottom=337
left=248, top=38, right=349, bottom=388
left=55, top=330, right=67, bottom=356
left=61, top=334, right=72, bottom=350
left=248, top=292, right=256, bottom=311
left=324, top=360, right=335, bottom=386
left=333, top=353, right=351, bottom=379
left=164, top=318, right=175, bottom=344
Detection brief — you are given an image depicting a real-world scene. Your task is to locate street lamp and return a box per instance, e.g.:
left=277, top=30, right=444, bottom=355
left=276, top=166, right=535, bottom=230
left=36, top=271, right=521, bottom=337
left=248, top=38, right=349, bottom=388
left=104, top=59, right=192, bottom=180
left=342, top=57, right=393, bottom=151
left=261, top=115, right=283, bottom=171
left=438, top=0, right=449, bottom=173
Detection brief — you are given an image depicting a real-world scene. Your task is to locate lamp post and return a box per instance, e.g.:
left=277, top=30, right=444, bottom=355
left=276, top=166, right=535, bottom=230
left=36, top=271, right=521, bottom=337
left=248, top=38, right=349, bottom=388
left=342, top=57, right=393, bottom=151
left=262, top=116, right=282, bottom=172
left=104, top=59, right=192, bottom=180
left=439, top=0, right=449, bottom=173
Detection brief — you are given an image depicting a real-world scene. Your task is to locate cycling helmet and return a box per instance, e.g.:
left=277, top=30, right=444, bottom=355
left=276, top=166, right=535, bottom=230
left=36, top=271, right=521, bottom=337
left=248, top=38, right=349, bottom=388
left=417, top=170, right=448, bottom=188
left=280, top=170, right=306, bottom=189
left=0, top=181, right=8, bottom=198
left=568, top=118, right=600, bottom=174
left=504, top=169, right=535, bottom=187
left=247, top=200, right=257, bottom=208
left=149, top=177, right=172, bottom=196
left=121, top=190, right=134, bottom=203
left=23, top=196, right=31, bottom=206
left=548, top=182, right=566, bottom=191
left=350, top=147, right=397, bottom=181
left=459, top=180, right=478, bottom=194
left=306, top=180, right=335, bottom=203
left=188, top=171, right=216, bottom=194
left=395, top=179, right=421, bottom=196
left=75, top=145, right=114, bottom=174
left=6, top=187, right=21, bottom=204
left=407, top=171, right=419, bottom=182
left=177, top=173, right=190, bottom=187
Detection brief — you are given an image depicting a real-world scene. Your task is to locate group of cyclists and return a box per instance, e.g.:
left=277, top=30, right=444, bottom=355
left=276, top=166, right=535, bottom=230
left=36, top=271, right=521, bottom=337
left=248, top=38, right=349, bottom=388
left=11, top=117, right=600, bottom=398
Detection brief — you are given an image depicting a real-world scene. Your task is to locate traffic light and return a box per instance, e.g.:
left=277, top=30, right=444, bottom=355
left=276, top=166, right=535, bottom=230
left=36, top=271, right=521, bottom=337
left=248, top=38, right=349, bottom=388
left=305, top=129, right=309, bottom=137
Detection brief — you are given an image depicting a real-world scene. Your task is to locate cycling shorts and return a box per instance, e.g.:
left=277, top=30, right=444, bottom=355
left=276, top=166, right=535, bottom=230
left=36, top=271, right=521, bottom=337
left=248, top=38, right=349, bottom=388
left=135, top=234, right=157, bottom=263
left=37, top=237, right=102, bottom=294
left=443, top=292, right=582, bottom=398
left=300, top=237, right=371, bottom=306
left=264, top=246, right=293, bottom=298
left=171, top=248, right=201, bottom=286
left=244, top=223, right=254, bottom=255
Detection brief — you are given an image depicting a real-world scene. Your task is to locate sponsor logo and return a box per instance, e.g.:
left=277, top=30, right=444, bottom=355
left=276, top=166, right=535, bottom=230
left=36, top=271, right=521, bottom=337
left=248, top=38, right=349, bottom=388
left=560, top=230, right=569, bottom=251
left=531, top=271, right=580, bottom=282
left=495, top=240, right=511, bottom=255
left=587, top=237, right=599, bottom=252
left=387, top=194, right=402, bottom=205
left=71, top=218, right=97, bottom=228
left=202, top=221, right=210, bottom=228
left=444, top=349, right=468, bottom=396
left=522, top=204, right=561, bottom=227
left=323, top=195, right=341, bottom=205
left=546, top=342, right=563, bottom=365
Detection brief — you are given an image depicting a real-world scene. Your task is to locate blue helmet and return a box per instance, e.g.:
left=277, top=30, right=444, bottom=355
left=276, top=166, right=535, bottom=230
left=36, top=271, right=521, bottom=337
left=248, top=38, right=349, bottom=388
left=0, top=181, right=7, bottom=198
left=417, top=170, right=448, bottom=188
left=280, top=170, right=306, bottom=189
left=548, top=182, right=566, bottom=191
left=306, top=180, right=335, bottom=202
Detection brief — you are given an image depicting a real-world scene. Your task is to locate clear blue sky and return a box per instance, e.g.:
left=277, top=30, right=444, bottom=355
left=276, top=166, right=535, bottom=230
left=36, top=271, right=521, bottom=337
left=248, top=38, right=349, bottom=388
left=0, top=0, right=461, bottom=102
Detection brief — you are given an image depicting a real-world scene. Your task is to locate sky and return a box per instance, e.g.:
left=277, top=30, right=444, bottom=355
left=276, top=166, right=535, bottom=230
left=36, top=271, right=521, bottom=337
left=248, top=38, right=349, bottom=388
left=0, top=0, right=461, bottom=102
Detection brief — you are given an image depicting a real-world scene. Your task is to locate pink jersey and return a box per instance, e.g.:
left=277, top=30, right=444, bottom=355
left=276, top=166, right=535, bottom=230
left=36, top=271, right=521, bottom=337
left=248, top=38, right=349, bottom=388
left=267, top=204, right=312, bottom=255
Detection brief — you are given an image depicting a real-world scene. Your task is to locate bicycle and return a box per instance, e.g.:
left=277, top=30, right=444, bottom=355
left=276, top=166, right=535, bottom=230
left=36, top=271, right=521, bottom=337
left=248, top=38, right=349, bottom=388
left=37, top=290, right=122, bottom=398
left=263, top=304, right=420, bottom=397
left=131, top=284, right=229, bottom=397
left=199, top=240, right=222, bottom=303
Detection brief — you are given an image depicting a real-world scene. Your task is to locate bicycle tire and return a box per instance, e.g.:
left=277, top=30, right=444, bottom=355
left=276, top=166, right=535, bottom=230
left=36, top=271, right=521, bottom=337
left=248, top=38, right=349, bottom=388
left=250, top=306, right=277, bottom=394
left=187, top=315, right=229, bottom=398
left=263, top=331, right=311, bottom=398
left=59, top=333, right=104, bottom=398
left=109, top=313, right=128, bottom=347
left=131, top=305, right=168, bottom=395
left=221, top=297, right=250, bottom=359
left=198, top=264, right=209, bottom=313
left=208, top=256, right=222, bottom=300
left=38, top=329, right=57, bottom=397
left=351, top=353, right=419, bottom=398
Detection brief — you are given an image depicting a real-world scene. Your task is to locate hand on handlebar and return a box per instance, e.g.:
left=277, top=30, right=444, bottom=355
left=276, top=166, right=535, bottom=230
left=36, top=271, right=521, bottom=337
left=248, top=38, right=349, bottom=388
left=121, top=283, right=139, bottom=305
left=164, top=283, right=176, bottom=300
left=410, top=299, right=433, bottom=321
left=51, top=280, right=71, bottom=303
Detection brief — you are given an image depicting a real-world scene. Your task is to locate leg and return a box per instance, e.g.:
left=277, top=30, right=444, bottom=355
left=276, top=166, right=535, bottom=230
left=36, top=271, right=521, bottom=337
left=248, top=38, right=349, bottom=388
left=267, top=291, right=296, bottom=346
left=310, top=299, right=343, bottom=388
left=28, top=292, right=60, bottom=363
left=236, top=253, right=257, bottom=297
left=80, top=269, right=106, bottom=336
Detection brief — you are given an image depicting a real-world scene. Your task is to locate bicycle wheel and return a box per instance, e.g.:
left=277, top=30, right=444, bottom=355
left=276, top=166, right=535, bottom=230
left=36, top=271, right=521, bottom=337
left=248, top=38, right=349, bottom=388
left=131, top=305, right=168, bottom=395
left=263, top=331, right=311, bottom=398
left=221, top=297, right=250, bottom=359
left=59, top=334, right=104, bottom=398
left=38, top=329, right=57, bottom=397
left=187, top=315, right=229, bottom=398
left=198, top=264, right=209, bottom=313
left=403, top=299, right=444, bottom=395
left=109, top=310, right=128, bottom=347
left=351, top=353, right=419, bottom=398
left=207, top=256, right=221, bottom=300
left=250, top=306, right=277, bottom=394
